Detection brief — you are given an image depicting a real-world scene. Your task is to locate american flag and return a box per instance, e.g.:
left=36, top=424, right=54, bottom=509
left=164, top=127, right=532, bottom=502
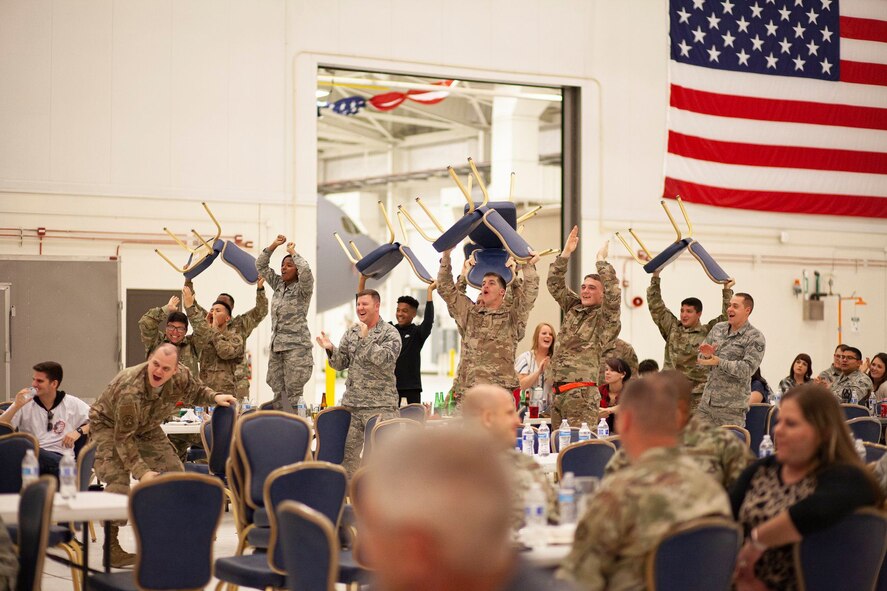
left=665, top=0, right=887, bottom=218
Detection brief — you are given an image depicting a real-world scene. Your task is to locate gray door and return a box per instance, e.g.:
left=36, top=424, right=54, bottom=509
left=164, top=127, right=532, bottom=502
left=125, top=289, right=183, bottom=368
left=0, top=284, right=9, bottom=400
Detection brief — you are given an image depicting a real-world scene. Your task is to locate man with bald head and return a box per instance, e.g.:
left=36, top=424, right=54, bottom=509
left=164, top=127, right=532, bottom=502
left=89, top=343, right=237, bottom=567
left=558, top=375, right=731, bottom=589
left=462, top=385, right=557, bottom=529
left=604, top=370, right=753, bottom=489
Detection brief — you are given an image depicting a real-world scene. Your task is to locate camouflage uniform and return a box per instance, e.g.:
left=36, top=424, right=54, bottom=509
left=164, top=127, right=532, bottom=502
left=647, top=277, right=732, bottom=412
left=504, top=448, right=559, bottom=530
left=186, top=303, right=244, bottom=396
left=604, top=416, right=753, bottom=489
left=256, top=248, right=314, bottom=411
left=545, top=258, right=621, bottom=428
left=193, top=286, right=268, bottom=400
left=830, top=370, right=874, bottom=405
left=558, top=447, right=731, bottom=590
left=437, top=258, right=539, bottom=405
left=327, top=321, right=401, bottom=474
left=138, top=306, right=201, bottom=377
left=817, top=365, right=842, bottom=384
left=873, top=453, right=887, bottom=494
left=598, top=338, right=639, bottom=384
left=89, top=362, right=220, bottom=497
left=695, top=321, right=766, bottom=427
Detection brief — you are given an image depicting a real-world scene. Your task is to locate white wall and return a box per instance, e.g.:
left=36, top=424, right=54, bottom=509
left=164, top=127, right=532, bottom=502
left=1, top=0, right=885, bottom=399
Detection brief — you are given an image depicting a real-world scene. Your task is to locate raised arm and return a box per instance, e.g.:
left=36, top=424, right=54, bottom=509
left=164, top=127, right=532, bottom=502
left=234, top=278, right=268, bottom=337
left=511, top=257, right=540, bottom=339
left=704, top=281, right=735, bottom=330
left=547, top=225, right=581, bottom=311
left=416, top=284, right=436, bottom=343
left=256, top=235, right=287, bottom=289
left=288, top=243, right=315, bottom=299
left=138, top=295, right=179, bottom=352
left=436, top=250, right=472, bottom=330
left=597, top=242, right=622, bottom=346
left=183, top=287, right=212, bottom=350
left=647, top=273, right=677, bottom=338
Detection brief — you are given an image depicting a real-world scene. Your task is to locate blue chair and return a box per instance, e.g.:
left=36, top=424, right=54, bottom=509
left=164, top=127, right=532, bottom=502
left=766, top=405, right=779, bottom=438
left=795, top=508, right=887, bottom=591
left=552, top=427, right=581, bottom=453
left=360, top=414, right=383, bottom=463
left=397, top=403, right=427, bottom=423
left=721, top=424, right=751, bottom=448
left=687, top=242, right=731, bottom=283
left=0, top=432, right=39, bottom=493
left=221, top=240, right=259, bottom=284
left=744, top=403, right=771, bottom=454
left=17, top=476, right=56, bottom=591
left=76, top=441, right=99, bottom=543
left=645, top=517, right=742, bottom=591
left=277, top=501, right=338, bottom=591
left=606, top=435, right=622, bottom=450
left=847, top=417, right=882, bottom=444
left=186, top=405, right=235, bottom=479
left=465, top=249, right=515, bottom=288
left=865, top=442, right=887, bottom=464
left=557, top=440, right=617, bottom=480
left=314, top=407, right=352, bottom=464
left=371, top=418, right=422, bottom=451
left=88, top=473, right=225, bottom=591
left=842, top=403, right=872, bottom=421
left=0, top=401, right=12, bottom=411
left=0, top=421, right=13, bottom=436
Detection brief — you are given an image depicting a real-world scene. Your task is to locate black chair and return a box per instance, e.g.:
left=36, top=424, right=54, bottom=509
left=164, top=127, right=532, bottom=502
left=795, top=508, right=887, bottom=591
left=744, top=403, right=770, bottom=453
left=76, top=441, right=99, bottom=543
left=847, top=417, right=882, bottom=444
left=864, top=442, right=887, bottom=464
left=552, top=427, right=581, bottom=453
left=0, top=432, right=38, bottom=493
left=646, top=517, right=742, bottom=591
left=17, top=476, right=57, bottom=591
left=0, top=421, right=13, bottom=436
left=721, top=424, right=751, bottom=448
left=314, top=407, right=352, bottom=465
left=186, top=404, right=235, bottom=479
left=360, top=413, right=383, bottom=463
left=766, top=405, right=779, bottom=438
left=557, top=440, right=617, bottom=480
left=277, top=501, right=338, bottom=591
left=397, top=403, right=427, bottom=423
left=88, top=473, right=225, bottom=591
left=842, top=403, right=872, bottom=421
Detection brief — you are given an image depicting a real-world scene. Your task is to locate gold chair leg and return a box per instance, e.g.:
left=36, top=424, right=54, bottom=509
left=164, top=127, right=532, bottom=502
left=59, top=542, right=81, bottom=591
left=88, top=521, right=97, bottom=542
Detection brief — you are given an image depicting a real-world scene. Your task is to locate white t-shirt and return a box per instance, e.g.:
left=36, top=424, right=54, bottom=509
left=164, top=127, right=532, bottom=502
left=515, top=350, right=545, bottom=390
left=10, top=393, right=90, bottom=454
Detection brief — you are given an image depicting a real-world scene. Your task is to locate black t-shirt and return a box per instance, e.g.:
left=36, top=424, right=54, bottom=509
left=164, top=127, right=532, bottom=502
left=391, top=301, right=434, bottom=391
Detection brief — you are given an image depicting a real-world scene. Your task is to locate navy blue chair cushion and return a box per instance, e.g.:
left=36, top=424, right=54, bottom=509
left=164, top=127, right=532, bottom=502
left=361, top=414, right=382, bottom=461
left=131, top=476, right=224, bottom=590
left=77, top=442, right=98, bottom=492
left=843, top=404, right=873, bottom=420
left=0, top=434, right=37, bottom=493
left=432, top=209, right=486, bottom=252
left=466, top=249, right=514, bottom=288
left=865, top=444, right=887, bottom=464
left=247, top=526, right=271, bottom=549
left=18, top=477, right=55, bottom=591
left=184, top=463, right=210, bottom=475
left=214, top=553, right=286, bottom=588
left=643, top=239, right=693, bottom=274
left=355, top=243, right=403, bottom=279
left=688, top=242, right=731, bottom=283
left=397, top=405, right=426, bottom=423
left=848, top=418, right=881, bottom=443
left=400, top=245, right=433, bottom=283
left=315, top=408, right=352, bottom=465
left=277, top=503, right=335, bottom=591
left=744, top=404, right=770, bottom=455
left=481, top=209, right=533, bottom=260
left=238, top=414, right=311, bottom=506
left=183, top=239, right=224, bottom=281
left=766, top=406, right=779, bottom=438
left=0, top=423, right=13, bottom=436
left=560, top=442, right=616, bottom=479
left=552, top=428, right=581, bottom=453
left=649, top=521, right=741, bottom=591
left=466, top=201, right=517, bottom=248
left=221, top=240, right=259, bottom=284
left=209, top=405, right=235, bottom=476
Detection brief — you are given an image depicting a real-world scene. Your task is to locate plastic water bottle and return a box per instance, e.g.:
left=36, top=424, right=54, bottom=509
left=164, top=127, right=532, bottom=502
left=537, top=422, right=550, bottom=456
left=759, top=434, right=775, bottom=458
left=558, top=471, right=577, bottom=524
left=296, top=396, right=307, bottom=418
left=59, top=450, right=77, bottom=499
left=524, top=483, right=547, bottom=532
left=595, top=418, right=608, bottom=439
left=21, top=449, right=39, bottom=490
left=558, top=419, right=572, bottom=451
left=855, top=438, right=867, bottom=461
left=522, top=416, right=535, bottom=456
left=194, top=406, right=205, bottom=421
left=771, top=389, right=781, bottom=408
left=23, top=386, right=37, bottom=400
left=850, top=390, right=859, bottom=405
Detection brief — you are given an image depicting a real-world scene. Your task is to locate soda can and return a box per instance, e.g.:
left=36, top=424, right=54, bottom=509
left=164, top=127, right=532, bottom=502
left=880, top=402, right=887, bottom=418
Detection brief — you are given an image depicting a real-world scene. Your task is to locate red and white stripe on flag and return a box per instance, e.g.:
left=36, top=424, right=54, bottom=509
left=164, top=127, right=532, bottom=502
left=664, top=0, right=887, bottom=218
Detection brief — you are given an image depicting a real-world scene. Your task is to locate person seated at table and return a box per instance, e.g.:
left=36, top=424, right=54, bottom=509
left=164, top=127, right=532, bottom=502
left=598, top=358, right=631, bottom=434
left=749, top=367, right=772, bottom=404
left=557, top=375, right=731, bottom=589
left=462, top=384, right=557, bottom=529
left=1, top=361, right=90, bottom=477
left=777, top=353, right=813, bottom=395
left=359, top=427, right=572, bottom=591
left=866, top=352, right=887, bottom=403
left=515, top=322, right=556, bottom=392
left=731, top=383, right=882, bottom=591
left=605, top=370, right=754, bottom=489
left=637, top=358, right=659, bottom=377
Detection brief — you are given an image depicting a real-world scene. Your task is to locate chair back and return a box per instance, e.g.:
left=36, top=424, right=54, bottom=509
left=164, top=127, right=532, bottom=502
left=744, top=403, right=771, bottom=452
left=552, top=427, right=582, bottom=452
left=766, top=405, right=779, bottom=436
left=76, top=441, right=98, bottom=492
left=847, top=417, right=882, bottom=444
left=721, top=425, right=751, bottom=448
left=17, top=476, right=56, bottom=591
left=207, top=405, right=236, bottom=476
left=360, top=414, right=383, bottom=461
left=0, top=421, right=13, bottom=436
left=606, top=435, right=622, bottom=449
left=131, top=473, right=225, bottom=590
left=371, top=418, right=422, bottom=450
left=0, top=432, right=38, bottom=493
left=646, top=517, right=742, bottom=591
left=397, top=403, right=427, bottom=423
left=277, top=501, right=338, bottom=591
left=557, top=440, right=617, bottom=480
left=234, top=411, right=313, bottom=508
left=842, top=404, right=872, bottom=421
left=864, top=442, right=887, bottom=464
left=0, top=401, right=12, bottom=411
left=795, top=508, right=887, bottom=591
left=314, top=407, right=352, bottom=464
left=264, top=462, right=348, bottom=574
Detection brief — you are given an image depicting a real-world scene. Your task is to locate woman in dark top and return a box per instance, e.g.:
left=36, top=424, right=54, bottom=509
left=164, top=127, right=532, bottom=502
left=748, top=367, right=772, bottom=404
left=598, top=357, right=631, bottom=433
left=730, top=383, right=882, bottom=591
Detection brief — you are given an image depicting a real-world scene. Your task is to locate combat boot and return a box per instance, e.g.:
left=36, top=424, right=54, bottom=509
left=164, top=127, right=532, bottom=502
left=107, top=525, right=136, bottom=568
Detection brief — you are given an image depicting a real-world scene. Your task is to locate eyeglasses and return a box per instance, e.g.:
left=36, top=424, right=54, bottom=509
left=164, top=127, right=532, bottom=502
left=166, top=325, right=187, bottom=333
left=46, top=410, right=54, bottom=432
left=837, top=355, right=859, bottom=361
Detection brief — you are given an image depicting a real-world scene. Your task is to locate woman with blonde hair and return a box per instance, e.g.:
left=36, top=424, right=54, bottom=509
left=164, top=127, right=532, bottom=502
left=515, top=322, right=556, bottom=391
